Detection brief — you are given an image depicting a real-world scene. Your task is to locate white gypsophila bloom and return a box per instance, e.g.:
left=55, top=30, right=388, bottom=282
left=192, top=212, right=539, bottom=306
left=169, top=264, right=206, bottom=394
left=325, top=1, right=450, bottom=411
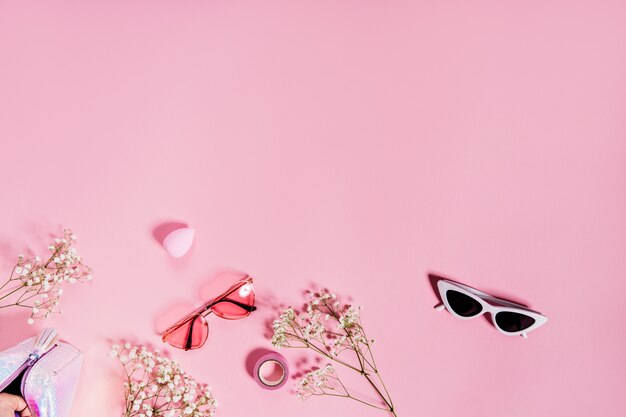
left=337, top=306, right=361, bottom=329
left=112, top=343, right=218, bottom=417
left=271, top=307, right=296, bottom=347
left=272, top=289, right=368, bottom=356
left=270, top=287, right=395, bottom=415
left=0, top=229, right=93, bottom=324
left=296, top=364, right=339, bottom=401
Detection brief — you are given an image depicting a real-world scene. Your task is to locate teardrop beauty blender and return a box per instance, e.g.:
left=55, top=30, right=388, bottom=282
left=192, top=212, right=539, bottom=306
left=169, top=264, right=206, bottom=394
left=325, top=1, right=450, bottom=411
left=162, top=227, right=195, bottom=258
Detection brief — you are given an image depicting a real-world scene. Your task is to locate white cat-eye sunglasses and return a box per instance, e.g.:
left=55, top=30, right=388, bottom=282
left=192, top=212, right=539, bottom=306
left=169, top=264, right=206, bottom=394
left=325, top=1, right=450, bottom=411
left=434, top=279, right=548, bottom=338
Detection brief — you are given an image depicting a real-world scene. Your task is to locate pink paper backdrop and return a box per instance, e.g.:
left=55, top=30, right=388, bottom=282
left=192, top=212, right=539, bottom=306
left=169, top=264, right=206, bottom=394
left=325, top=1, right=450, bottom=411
left=1, top=1, right=625, bottom=416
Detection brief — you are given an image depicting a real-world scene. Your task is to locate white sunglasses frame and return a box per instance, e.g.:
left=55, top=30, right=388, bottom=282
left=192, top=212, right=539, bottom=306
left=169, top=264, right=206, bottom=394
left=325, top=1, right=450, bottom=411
left=434, top=279, right=548, bottom=338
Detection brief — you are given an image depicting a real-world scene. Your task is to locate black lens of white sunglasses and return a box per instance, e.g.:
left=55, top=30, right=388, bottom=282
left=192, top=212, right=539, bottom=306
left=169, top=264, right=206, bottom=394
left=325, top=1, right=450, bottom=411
left=446, top=290, right=483, bottom=317
left=495, top=312, right=535, bottom=332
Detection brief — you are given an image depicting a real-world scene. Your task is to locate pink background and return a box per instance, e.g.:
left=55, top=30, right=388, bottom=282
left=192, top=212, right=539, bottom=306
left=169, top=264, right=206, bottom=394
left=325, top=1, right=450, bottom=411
left=1, top=1, right=625, bottom=416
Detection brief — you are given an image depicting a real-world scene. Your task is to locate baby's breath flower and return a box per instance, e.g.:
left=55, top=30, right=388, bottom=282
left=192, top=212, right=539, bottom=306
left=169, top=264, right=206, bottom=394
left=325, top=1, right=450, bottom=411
left=0, top=229, right=93, bottom=324
left=112, top=343, right=217, bottom=417
left=272, top=287, right=395, bottom=416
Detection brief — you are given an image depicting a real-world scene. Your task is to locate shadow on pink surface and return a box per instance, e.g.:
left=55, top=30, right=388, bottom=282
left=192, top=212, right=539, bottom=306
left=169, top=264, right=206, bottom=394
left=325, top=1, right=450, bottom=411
left=427, top=272, right=530, bottom=306
left=151, top=221, right=188, bottom=246
left=244, top=347, right=274, bottom=377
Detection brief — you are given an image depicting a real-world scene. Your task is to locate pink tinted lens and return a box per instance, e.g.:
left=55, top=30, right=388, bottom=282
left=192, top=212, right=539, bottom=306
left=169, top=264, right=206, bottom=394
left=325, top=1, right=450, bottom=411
left=162, top=315, right=209, bottom=350
left=212, top=281, right=256, bottom=319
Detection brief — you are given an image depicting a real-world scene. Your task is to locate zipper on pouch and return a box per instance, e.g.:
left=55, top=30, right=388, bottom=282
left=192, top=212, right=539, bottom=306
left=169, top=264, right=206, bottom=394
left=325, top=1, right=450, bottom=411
left=20, top=327, right=60, bottom=393
left=21, top=346, right=57, bottom=393
left=0, top=355, right=34, bottom=391
left=0, top=346, right=59, bottom=393
left=0, top=328, right=59, bottom=392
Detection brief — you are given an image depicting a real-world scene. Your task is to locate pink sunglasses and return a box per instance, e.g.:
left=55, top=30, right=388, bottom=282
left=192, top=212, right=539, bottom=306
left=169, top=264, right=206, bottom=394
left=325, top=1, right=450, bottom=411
left=162, top=276, right=257, bottom=350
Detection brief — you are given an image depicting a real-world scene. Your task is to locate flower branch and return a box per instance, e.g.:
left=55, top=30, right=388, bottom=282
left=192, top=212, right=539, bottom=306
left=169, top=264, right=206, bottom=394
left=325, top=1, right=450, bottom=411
left=0, top=229, right=93, bottom=323
left=272, top=289, right=397, bottom=416
left=111, top=343, right=218, bottom=417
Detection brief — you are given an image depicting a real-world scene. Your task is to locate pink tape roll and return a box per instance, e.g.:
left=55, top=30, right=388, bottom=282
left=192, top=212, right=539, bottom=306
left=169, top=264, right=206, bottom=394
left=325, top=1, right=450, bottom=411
left=253, top=351, right=289, bottom=390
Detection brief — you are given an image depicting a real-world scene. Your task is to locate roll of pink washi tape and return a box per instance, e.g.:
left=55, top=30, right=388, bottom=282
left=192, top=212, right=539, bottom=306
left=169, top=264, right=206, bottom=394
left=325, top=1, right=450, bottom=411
left=253, top=351, right=289, bottom=390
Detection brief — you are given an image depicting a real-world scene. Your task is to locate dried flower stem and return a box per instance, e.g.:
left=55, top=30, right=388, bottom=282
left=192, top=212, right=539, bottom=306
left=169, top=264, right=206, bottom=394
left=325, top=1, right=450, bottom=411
left=111, top=343, right=218, bottom=417
left=272, top=290, right=397, bottom=416
left=0, top=229, right=93, bottom=323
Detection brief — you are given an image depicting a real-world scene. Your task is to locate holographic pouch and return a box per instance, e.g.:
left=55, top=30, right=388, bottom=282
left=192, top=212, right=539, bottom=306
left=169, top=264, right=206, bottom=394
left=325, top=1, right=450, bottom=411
left=0, top=328, right=82, bottom=417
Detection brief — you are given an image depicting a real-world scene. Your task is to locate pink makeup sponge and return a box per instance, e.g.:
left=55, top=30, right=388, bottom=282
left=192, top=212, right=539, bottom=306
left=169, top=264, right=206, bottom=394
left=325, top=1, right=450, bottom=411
left=162, top=227, right=195, bottom=258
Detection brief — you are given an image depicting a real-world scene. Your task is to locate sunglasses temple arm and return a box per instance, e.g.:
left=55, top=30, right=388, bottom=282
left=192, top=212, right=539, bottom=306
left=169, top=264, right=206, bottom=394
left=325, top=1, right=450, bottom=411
left=196, top=291, right=243, bottom=315
left=200, top=298, right=257, bottom=317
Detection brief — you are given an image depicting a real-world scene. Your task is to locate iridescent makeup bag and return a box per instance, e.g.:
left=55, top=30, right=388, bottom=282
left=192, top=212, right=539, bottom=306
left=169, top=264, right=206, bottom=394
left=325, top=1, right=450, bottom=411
left=0, top=328, right=82, bottom=417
